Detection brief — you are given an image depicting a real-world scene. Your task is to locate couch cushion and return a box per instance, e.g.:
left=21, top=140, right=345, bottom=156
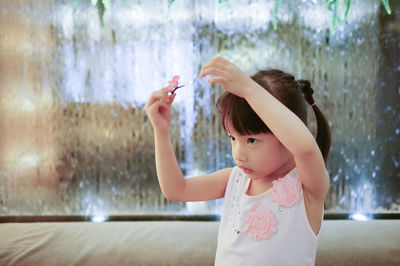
left=316, top=220, right=400, bottom=266
left=0, top=220, right=399, bottom=265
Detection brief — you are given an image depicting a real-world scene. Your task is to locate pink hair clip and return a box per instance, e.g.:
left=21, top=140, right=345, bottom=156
left=167, top=75, right=184, bottom=95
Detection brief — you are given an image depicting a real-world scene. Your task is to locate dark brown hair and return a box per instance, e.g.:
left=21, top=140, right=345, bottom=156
left=216, top=69, right=331, bottom=163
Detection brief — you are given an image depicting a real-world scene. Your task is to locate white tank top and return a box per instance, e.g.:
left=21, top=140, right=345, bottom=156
left=215, top=166, right=320, bottom=266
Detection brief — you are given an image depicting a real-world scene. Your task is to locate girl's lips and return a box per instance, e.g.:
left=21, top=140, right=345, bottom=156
left=239, top=166, right=253, bottom=174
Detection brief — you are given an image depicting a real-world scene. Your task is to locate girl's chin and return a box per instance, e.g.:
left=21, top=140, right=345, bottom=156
left=245, top=172, right=261, bottom=180
left=246, top=173, right=273, bottom=182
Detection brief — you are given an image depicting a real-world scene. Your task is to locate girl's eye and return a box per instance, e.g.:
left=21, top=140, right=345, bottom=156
left=248, top=138, right=257, bottom=144
left=229, top=135, right=235, bottom=141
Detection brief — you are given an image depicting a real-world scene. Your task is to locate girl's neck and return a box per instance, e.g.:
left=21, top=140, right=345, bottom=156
left=267, top=160, right=296, bottom=180
left=246, top=159, right=296, bottom=196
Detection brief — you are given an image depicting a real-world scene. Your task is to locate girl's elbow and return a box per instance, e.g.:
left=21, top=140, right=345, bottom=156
left=162, top=188, right=186, bottom=202
left=295, top=139, right=321, bottom=158
left=164, top=193, right=182, bottom=202
left=162, top=190, right=178, bottom=201
left=314, top=170, right=331, bottom=201
left=160, top=179, right=186, bottom=201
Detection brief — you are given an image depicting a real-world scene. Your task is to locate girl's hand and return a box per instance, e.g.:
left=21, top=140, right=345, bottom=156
left=199, top=57, right=256, bottom=98
left=145, top=88, right=176, bottom=135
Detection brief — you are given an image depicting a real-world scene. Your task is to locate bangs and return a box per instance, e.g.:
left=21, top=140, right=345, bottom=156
left=216, top=92, right=271, bottom=135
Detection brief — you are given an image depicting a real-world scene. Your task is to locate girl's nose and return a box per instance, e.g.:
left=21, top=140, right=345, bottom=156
left=233, top=146, right=247, bottom=162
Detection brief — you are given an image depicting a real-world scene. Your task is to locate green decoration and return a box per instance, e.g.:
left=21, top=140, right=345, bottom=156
left=73, top=0, right=392, bottom=32
left=381, top=0, right=391, bottom=15
left=96, top=0, right=105, bottom=28
left=218, top=0, right=231, bottom=8
left=103, top=0, right=111, bottom=10
left=122, top=0, right=132, bottom=8
left=73, top=0, right=81, bottom=8
left=168, top=0, right=175, bottom=9
left=323, top=0, right=352, bottom=33
left=272, top=0, right=282, bottom=30
left=91, top=0, right=111, bottom=28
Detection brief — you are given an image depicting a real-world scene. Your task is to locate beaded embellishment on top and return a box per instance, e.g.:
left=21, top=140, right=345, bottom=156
left=229, top=172, right=246, bottom=235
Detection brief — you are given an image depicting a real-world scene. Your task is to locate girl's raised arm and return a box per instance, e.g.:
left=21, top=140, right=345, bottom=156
left=199, top=57, right=329, bottom=202
left=145, top=88, right=231, bottom=202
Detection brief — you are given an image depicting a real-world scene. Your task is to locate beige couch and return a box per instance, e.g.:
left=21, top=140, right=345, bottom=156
left=0, top=220, right=399, bottom=265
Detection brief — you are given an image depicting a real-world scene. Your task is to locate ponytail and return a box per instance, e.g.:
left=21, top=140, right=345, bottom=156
left=297, top=80, right=331, bottom=164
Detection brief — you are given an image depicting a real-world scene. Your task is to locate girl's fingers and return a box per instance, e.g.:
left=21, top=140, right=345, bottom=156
left=170, top=92, right=177, bottom=103
left=199, top=62, right=227, bottom=78
left=205, top=57, right=230, bottom=69
left=161, top=87, right=169, bottom=94
left=199, top=66, right=227, bottom=78
left=199, top=57, right=232, bottom=78
left=203, top=58, right=226, bottom=66
left=145, top=91, right=163, bottom=107
left=161, top=87, right=177, bottom=104
left=145, top=88, right=172, bottom=108
left=207, top=77, right=227, bottom=88
left=208, top=56, right=231, bottom=66
left=146, top=99, right=170, bottom=116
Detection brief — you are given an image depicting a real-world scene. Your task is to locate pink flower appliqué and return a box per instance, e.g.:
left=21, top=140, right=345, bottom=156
left=243, top=208, right=278, bottom=241
left=269, top=175, right=302, bottom=208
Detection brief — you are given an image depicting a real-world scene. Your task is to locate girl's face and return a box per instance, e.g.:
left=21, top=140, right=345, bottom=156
left=228, top=128, right=294, bottom=182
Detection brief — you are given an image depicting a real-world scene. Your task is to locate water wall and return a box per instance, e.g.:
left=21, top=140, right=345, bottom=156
left=0, top=0, right=399, bottom=217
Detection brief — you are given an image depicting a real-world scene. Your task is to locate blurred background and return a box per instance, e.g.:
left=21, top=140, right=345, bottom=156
left=0, top=0, right=399, bottom=220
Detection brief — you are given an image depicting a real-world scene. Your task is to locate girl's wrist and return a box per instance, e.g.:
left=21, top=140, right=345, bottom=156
left=154, top=129, right=170, bottom=140
left=243, top=82, right=265, bottom=101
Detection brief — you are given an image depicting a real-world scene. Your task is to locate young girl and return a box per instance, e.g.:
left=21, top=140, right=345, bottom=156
left=145, top=57, right=331, bottom=266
